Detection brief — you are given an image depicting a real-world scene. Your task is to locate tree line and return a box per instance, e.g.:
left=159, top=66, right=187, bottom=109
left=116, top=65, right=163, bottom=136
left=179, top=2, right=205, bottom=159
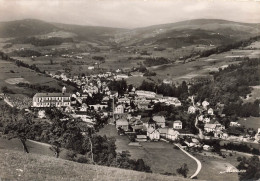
left=0, top=106, right=151, bottom=173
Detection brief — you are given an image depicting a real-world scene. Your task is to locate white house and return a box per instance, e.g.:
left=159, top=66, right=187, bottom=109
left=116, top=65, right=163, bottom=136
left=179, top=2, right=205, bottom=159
left=115, top=74, right=129, bottom=80
left=203, top=117, right=211, bottom=123
left=188, top=106, right=196, bottom=114
left=230, top=122, right=241, bottom=127
left=88, top=66, right=95, bottom=70
left=173, top=120, right=182, bottom=129
left=208, top=108, right=214, bottom=115
left=147, top=126, right=160, bottom=140
left=202, top=100, right=209, bottom=109
left=114, top=105, right=124, bottom=114
left=118, top=97, right=130, bottom=104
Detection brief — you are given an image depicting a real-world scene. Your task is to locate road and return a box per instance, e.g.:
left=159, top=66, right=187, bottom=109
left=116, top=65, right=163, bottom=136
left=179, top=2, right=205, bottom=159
left=174, top=144, right=202, bottom=179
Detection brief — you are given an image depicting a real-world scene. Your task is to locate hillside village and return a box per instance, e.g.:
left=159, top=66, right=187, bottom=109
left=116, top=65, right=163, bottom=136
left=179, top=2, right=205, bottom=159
left=0, top=16, right=260, bottom=180
left=10, top=66, right=258, bottom=150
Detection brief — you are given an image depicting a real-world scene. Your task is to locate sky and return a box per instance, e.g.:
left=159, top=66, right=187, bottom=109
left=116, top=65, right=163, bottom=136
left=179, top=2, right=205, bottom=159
left=0, top=0, right=260, bottom=28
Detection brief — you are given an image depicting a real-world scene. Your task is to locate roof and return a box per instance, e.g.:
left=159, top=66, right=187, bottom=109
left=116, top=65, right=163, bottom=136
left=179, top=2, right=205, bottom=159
left=153, top=116, right=166, bottom=123
left=116, top=119, right=129, bottom=126
left=204, top=123, right=217, bottom=129
left=136, top=135, right=147, bottom=139
left=173, top=120, right=182, bottom=124
left=34, top=93, right=70, bottom=97
left=141, top=117, right=150, bottom=123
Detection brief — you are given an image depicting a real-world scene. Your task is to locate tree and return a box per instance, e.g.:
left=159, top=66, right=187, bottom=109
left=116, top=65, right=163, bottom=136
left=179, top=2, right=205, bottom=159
left=49, top=141, right=62, bottom=158
left=4, top=118, right=32, bottom=153
left=176, top=163, right=189, bottom=178
left=237, top=156, right=260, bottom=180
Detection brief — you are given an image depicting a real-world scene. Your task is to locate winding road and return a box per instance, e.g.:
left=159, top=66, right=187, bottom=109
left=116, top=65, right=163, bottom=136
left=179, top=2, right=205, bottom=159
left=175, top=144, right=202, bottom=179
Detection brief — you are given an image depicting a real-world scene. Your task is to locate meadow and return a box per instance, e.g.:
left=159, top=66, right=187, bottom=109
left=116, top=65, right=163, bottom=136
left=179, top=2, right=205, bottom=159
left=98, top=125, right=197, bottom=176
left=0, top=58, right=74, bottom=97
left=0, top=148, right=196, bottom=181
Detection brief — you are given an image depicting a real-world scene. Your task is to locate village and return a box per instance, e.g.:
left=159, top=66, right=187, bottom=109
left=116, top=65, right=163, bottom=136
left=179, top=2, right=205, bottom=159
left=27, top=68, right=260, bottom=154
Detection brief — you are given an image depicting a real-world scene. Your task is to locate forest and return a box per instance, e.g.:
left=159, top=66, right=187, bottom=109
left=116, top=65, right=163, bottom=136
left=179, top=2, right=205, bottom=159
left=190, top=57, right=260, bottom=117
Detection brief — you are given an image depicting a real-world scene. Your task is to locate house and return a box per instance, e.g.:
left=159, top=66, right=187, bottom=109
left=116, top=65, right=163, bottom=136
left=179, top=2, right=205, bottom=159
left=208, top=108, right=214, bottom=115
left=202, top=100, right=209, bottom=109
left=32, top=92, right=71, bottom=108
left=153, top=116, right=166, bottom=128
left=131, top=72, right=144, bottom=77
left=38, top=110, right=46, bottom=118
left=137, top=102, right=152, bottom=110
left=147, top=125, right=160, bottom=141
left=164, top=128, right=180, bottom=141
left=173, top=120, right=182, bottom=129
left=204, top=123, right=217, bottom=132
left=203, top=117, right=211, bottom=123
left=203, top=145, right=212, bottom=151
left=118, top=97, right=130, bottom=104
left=88, top=66, right=95, bottom=70
left=72, top=112, right=95, bottom=124
left=79, top=103, right=88, bottom=112
left=188, top=106, right=196, bottom=114
left=136, top=135, right=147, bottom=142
left=115, top=74, right=129, bottom=80
left=163, top=79, right=172, bottom=85
left=135, top=90, right=156, bottom=98
left=230, top=122, right=241, bottom=127
left=204, top=121, right=225, bottom=133
left=114, top=105, right=124, bottom=114
left=89, top=104, right=108, bottom=111
left=198, top=115, right=204, bottom=121
left=116, top=118, right=129, bottom=131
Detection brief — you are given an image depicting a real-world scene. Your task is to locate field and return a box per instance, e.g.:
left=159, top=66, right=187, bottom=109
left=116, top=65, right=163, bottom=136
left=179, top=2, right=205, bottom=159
left=0, top=58, right=74, bottom=96
left=98, top=125, right=197, bottom=177
left=0, top=137, right=69, bottom=159
left=237, top=117, right=260, bottom=131
left=243, top=86, right=260, bottom=103
left=194, top=151, right=240, bottom=181
left=0, top=148, right=196, bottom=181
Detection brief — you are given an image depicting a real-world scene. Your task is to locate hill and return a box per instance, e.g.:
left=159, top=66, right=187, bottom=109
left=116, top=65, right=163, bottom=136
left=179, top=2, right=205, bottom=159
left=0, top=19, right=126, bottom=43
left=115, top=19, right=260, bottom=47
left=0, top=19, right=58, bottom=38
left=52, top=22, right=126, bottom=42
left=1, top=18, right=259, bottom=46
left=0, top=148, right=197, bottom=181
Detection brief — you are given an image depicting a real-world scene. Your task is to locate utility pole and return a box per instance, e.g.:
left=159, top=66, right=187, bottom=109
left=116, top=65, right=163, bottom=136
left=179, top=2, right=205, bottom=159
left=112, top=96, right=115, bottom=122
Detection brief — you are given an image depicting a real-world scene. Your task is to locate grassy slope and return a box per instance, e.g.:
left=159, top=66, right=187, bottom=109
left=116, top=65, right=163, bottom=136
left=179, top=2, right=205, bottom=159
left=98, top=125, right=197, bottom=176
left=0, top=148, right=197, bottom=181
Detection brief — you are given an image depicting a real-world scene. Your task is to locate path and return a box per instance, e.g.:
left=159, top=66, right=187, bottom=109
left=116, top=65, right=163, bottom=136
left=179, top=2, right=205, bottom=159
left=174, top=144, right=202, bottom=179
left=4, top=98, right=14, bottom=107
left=191, top=96, right=204, bottom=139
